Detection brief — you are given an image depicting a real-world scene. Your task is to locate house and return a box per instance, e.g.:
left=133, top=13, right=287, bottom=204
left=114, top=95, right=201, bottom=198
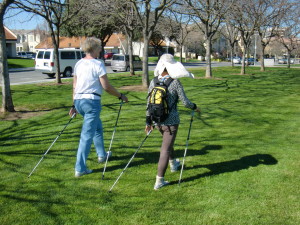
left=4, top=26, right=17, bottom=58
left=133, top=39, right=176, bottom=57
left=35, top=33, right=127, bottom=54
left=35, top=33, right=176, bottom=58
left=12, top=29, right=42, bottom=52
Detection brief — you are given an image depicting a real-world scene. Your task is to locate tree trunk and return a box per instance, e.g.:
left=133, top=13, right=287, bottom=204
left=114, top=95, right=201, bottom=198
left=287, top=51, right=291, bottom=69
left=230, top=45, right=234, bottom=67
left=54, top=30, right=61, bottom=83
left=179, top=44, right=183, bottom=63
left=128, top=34, right=135, bottom=76
left=0, top=15, right=15, bottom=112
left=240, top=50, right=246, bottom=75
left=205, top=38, right=212, bottom=78
left=142, top=36, right=149, bottom=88
left=260, top=45, right=265, bottom=72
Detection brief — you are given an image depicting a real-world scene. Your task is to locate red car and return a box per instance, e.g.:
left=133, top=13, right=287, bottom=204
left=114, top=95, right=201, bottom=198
left=104, top=52, right=114, bottom=59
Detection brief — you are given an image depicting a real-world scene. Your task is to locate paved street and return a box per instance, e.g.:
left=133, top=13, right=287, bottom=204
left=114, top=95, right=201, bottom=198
left=2, top=61, right=233, bottom=85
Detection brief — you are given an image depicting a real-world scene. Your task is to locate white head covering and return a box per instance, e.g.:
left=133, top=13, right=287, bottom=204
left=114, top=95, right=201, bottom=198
left=154, top=54, right=194, bottom=79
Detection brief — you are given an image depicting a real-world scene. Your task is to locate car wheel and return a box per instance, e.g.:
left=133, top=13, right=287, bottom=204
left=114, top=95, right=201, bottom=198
left=63, top=67, right=72, bottom=77
left=47, top=73, right=55, bottom=78
left=126, top=66, right=130, bottom=72
left=113, top=70, right=117, bottom=72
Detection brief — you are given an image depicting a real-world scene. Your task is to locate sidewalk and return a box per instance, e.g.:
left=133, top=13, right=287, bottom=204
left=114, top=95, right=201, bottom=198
left=9, top=67, right=35, bottom=72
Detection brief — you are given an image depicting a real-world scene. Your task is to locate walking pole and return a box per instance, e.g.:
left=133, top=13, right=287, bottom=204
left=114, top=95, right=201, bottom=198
left=28, top=113, right=76, bottom=178
left=178, top=110, right=195, bottom=185
left=109, top=129, right=153, bottom=192
left=102, top=101, right=123, bottom=180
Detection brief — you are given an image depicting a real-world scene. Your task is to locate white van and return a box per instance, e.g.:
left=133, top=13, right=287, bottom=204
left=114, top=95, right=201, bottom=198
left=35, top=48, right=85, bottom=78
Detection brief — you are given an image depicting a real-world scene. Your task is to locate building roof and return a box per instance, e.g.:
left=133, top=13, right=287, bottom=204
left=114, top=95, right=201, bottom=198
left=35, top=33, right=126, bottom=49
left=4, top=26, right=17, bottom=41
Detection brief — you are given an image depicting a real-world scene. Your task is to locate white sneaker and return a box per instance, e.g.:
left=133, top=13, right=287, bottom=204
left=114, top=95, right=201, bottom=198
left=154, top=176, right=169, bottom=190
left=98, top=151, right=112, bottom=163
left=170, top=158, right=181, bottom=172
left=75, top=169, right=93, bottom=178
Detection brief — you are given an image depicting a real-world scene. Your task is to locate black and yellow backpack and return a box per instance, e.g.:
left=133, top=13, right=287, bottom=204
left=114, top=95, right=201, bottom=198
left=147, top=76, right=173, bottom=124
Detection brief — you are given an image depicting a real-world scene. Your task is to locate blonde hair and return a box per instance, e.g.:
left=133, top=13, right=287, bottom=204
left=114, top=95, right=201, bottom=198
left=81, top=37, right=102, bottom=54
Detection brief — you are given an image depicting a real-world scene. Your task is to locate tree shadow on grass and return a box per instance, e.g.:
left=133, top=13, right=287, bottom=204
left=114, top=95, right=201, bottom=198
left=170, top=153, right=278, bottom=186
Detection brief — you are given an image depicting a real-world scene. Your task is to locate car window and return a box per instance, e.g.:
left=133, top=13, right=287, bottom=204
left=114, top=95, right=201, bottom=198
left=76, top=51, right=82, bottom=59
left=125, top=55, right=129, bottom=61
left=134, top=56, right=141, bottom=61
left=113, top=55, right=125, bottom=61
left=37, top=51, right=44, bottom=59
left=81, top=51, right=86, bottom=58
left=44, top=51, right=51, bottom=59
left=61, top=51, right=76, bottom=59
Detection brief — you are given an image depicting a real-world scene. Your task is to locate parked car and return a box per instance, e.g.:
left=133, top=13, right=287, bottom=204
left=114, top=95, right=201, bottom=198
left=26, top=52, right=36, bottom=59
left=17, top=52, right=28, bottom=58
left=278, top=58, right=287, bottom=64
left=35, top=48, right=85, bottom=78
left=245, top=58, right=255, bottom=65
left=104, top=52, right=114, bottom=59
left=111, top=54, right=142, bottom=72
left=233, top=57, right=241, bottom=64
left=17, top=51, right=36, bottom=59
left=278, top=58, right=294, bottom=64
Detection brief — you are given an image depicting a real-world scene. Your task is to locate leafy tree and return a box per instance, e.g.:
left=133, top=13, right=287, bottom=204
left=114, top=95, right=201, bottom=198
left=162, top=8, right=194, bottom=62
left=277, top=1, right=300, bottom=68
left=130, top=0, right=175, bottom=88
left=183, top=0, right=234, bottom=78
left=221, top=22, right=239, bottom=67
left=14, top=0, right=86, bottom=83
left=230, top=0, right=257, bottom=75
left=100, top=0, right=143, bottom=76
left=250, top=0, right=288, bottom=71
left=61, top=0, right=120, bottom=60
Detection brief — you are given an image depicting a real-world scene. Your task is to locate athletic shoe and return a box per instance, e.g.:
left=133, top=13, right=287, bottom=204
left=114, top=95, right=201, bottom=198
left=169, top=158, right=181, bottom=172
left=75, top=169, right=93, bottom=178
left=98, top=151, right=112, bottom=163
left=154, top=176, right=169, bottom=190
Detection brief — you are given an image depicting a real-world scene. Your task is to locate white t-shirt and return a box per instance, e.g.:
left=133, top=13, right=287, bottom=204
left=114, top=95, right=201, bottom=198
left=73, top=59, right=107, bottom=100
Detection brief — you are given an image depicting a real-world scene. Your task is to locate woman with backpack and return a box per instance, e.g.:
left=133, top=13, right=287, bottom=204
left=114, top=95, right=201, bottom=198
left=145, top=54, right=200, bottom=190
left=69, top=37, right=128, bottom=178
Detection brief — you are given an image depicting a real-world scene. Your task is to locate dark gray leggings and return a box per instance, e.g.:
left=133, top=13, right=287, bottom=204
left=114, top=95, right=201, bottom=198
left=157, top=125, right=179, bottom=177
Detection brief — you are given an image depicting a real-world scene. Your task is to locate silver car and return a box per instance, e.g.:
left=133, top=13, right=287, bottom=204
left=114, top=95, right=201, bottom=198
left=111, top=54, right=142, bottom=72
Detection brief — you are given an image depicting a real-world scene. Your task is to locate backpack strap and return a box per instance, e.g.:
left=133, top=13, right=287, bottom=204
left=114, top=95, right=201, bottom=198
left=164, top=77, right=173, bottom=87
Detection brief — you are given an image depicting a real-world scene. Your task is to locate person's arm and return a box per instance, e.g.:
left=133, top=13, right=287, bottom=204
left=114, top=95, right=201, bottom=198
left=99, top=74, right=128, bottom=102
left=176, top=80, right=200, bottom=113
left=145, top=80, right=154, bottom=133
left=69, top=75, right=78, bottom=117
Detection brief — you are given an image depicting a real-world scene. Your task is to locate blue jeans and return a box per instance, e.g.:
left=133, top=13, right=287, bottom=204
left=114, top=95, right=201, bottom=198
left=74, top=99, right=106, bottom=172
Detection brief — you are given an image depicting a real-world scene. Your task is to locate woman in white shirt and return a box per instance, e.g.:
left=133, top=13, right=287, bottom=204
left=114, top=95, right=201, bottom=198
left=69, top=37, right=128, bottom=177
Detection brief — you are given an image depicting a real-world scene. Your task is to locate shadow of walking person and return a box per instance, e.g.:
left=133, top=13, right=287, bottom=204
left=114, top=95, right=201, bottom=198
left=172, top=154, right=278, bottom=185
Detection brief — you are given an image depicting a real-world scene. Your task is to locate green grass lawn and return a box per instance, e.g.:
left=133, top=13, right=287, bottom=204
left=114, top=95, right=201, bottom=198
left=0, top=67, right=299, bottom=224
left=8, top=58, right=35, bottom=68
